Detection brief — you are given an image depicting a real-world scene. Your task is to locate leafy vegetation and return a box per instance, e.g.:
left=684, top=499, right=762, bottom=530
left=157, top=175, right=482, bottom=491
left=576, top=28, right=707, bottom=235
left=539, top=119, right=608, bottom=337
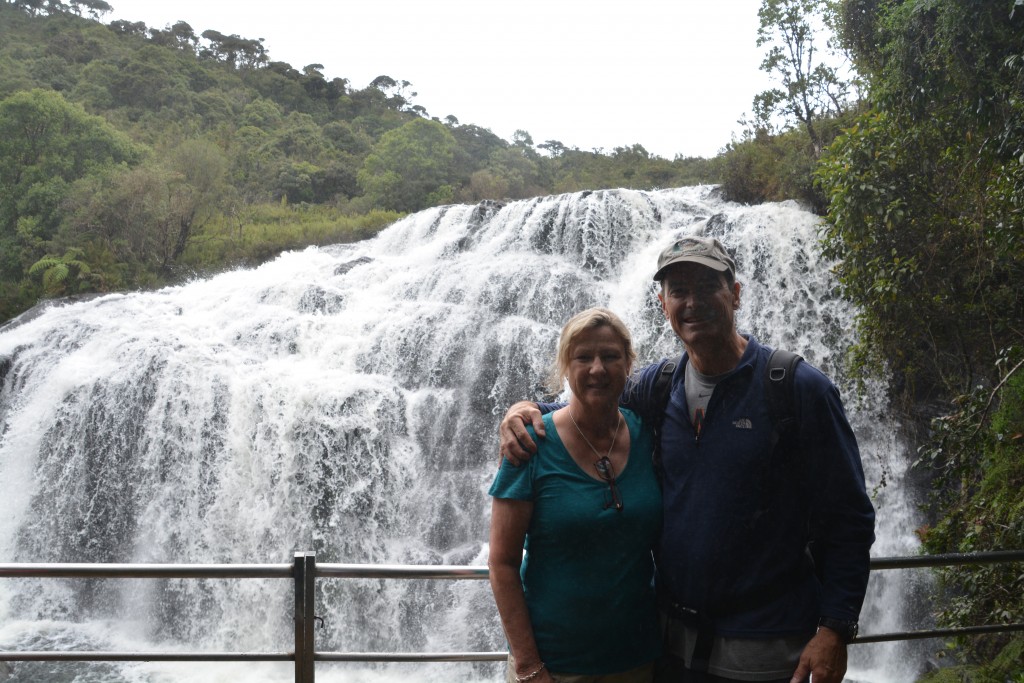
left=0, top=0, right=721, bottom=323
left=815, top=0, right=1024, bottom=671
left=754, top=0, right=857, bottom=155
left=716, top=0, right=864, bottom=209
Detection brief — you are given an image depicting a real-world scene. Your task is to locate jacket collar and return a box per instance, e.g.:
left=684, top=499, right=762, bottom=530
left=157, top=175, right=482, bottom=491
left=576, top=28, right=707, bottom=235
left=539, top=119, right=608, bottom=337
left=680, top=334, right=761, bottom=381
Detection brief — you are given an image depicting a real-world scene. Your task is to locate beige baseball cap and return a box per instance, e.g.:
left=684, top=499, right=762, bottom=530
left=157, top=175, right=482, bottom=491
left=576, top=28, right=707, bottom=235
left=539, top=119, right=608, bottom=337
left=653, top=236, right=736, bottom=281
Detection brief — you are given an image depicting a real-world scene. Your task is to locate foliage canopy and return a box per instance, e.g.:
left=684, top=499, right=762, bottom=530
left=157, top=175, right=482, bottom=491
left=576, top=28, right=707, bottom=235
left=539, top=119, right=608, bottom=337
left=0, top=1, right=720, bottom=323
left=817, top=0, right=1024, bottom=666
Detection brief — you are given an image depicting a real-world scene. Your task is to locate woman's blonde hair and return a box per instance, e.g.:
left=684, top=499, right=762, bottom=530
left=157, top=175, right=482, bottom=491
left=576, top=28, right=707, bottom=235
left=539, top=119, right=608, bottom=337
left=546, top=307, right=637, bottom=393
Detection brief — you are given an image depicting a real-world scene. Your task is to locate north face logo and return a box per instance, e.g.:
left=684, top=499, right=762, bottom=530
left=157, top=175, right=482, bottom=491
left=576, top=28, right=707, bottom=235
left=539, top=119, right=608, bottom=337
left=733, top=418, right=752, bottom=429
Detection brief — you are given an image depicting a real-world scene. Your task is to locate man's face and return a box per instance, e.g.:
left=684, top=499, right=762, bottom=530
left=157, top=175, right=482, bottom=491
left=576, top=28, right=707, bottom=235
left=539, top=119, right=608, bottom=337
left=657, top=262, right=740, bottom=351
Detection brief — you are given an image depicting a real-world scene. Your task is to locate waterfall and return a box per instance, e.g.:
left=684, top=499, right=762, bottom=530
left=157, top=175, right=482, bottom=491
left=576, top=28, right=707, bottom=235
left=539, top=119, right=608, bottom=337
left=0, top=186, right=924, bottom=682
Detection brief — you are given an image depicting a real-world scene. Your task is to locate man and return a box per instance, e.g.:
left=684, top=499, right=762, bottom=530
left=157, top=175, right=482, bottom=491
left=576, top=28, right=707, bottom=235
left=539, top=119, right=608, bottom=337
left=499, top=236, right=875, bottom=683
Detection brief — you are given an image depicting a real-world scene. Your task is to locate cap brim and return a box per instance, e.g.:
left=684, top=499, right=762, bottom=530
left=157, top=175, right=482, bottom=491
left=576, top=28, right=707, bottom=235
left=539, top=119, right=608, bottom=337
left=653, top=256, right=731, bottom=281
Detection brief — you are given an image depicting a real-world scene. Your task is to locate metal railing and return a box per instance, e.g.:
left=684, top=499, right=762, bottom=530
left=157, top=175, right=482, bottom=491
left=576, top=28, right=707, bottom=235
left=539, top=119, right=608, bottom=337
left=854, top=549, right=1024, bottom=644
left=2, top=550, right=1023, bottom=681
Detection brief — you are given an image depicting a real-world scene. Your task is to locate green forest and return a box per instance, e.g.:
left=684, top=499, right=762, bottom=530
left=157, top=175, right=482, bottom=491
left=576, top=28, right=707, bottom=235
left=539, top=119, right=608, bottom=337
left=0, top=0, right=720, bottom=323
left=1, top=0, right=1023, bottom=678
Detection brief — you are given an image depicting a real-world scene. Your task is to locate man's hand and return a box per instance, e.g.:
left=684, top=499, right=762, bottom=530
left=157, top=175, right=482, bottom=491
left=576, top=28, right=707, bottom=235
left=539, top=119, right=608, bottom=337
left=790, top=627, right=847, bottom=683
left=498, top=401, right=545, bottom=465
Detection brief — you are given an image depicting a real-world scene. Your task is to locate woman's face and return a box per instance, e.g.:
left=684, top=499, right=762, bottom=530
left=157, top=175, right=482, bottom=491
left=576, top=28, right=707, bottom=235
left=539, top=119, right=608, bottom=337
left=565, top=324, right=630, bottom=408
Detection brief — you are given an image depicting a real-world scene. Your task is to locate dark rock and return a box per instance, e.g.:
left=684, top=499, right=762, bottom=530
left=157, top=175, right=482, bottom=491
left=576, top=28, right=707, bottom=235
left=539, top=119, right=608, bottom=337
left=334, top=256, right=372, bottom=276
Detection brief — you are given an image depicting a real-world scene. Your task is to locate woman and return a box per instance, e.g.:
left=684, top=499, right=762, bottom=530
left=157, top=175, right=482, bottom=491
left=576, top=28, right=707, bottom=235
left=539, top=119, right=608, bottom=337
left=489, top=308, right=662, bottom=683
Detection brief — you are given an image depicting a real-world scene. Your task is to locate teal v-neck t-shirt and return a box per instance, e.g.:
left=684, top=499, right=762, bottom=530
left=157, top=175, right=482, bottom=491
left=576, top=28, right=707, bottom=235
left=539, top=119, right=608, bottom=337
left=489, top=408, right=662, bottom=674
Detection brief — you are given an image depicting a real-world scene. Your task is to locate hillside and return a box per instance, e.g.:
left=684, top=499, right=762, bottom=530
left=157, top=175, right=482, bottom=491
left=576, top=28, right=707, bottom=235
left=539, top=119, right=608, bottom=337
left=0, top=0, right=721, bottom=322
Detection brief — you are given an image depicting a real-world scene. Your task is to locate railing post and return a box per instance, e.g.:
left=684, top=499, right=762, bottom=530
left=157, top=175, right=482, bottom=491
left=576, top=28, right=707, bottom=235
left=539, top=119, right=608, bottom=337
left=294, top=551, right=316, bottom=683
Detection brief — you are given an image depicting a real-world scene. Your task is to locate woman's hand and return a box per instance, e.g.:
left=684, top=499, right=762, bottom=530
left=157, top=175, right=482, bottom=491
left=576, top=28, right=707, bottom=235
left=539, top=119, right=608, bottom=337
left=508, top=656, right=555, bottom=683
left=519, top=664, right=555, bottom=683
left=489, top=498, right=544, bottom=682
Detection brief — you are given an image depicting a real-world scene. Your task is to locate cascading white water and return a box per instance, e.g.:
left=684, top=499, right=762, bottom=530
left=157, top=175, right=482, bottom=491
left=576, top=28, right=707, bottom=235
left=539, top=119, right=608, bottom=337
left=0, top=186, right=925, bottom=682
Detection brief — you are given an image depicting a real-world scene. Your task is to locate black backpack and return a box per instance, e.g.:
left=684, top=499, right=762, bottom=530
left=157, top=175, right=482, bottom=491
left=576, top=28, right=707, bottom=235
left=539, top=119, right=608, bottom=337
left=649, top=348, right=802, bottom=476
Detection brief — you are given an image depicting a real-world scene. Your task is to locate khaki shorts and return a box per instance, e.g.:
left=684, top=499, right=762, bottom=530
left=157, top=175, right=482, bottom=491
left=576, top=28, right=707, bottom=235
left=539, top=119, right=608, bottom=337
left=506, top=655, right=655, bottom=683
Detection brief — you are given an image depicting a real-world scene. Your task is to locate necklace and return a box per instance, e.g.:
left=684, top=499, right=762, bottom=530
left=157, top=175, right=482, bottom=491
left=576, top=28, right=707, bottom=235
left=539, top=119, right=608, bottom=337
left=568, top=408, right=622, bottom=461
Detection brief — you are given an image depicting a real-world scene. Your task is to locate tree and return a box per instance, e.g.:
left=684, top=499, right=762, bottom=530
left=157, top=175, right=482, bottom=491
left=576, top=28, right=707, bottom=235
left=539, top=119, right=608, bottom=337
left=200, top=29, right=267, bottom=69
left=243, top=63, right=309, bottom=112
left=325, top=76, right=347, bottom=103
left=451, top=124, right=506, bottom=162
left=301, top=63, right=326, bottom=98
left=108, top=19, right=147, bottom=37
left=721, top=124, right=825, bottom=209
left=62, top=139, right=227, bottom=272
left=482, top=145, right=547, bottom=200
left=275, top=160, right=319, bottom=204
left=240, top=97, right=284, bottom=130
left=538, top=140, right=567, bottom=157
left=368, top=74, right=419, bottom=112
left=163, top=138, right=229, bottom=264
left=0, top=89, right=139, bottom=278
left=104, top=45, right=191, bottom=113
left=512, top=129, right=535, bottom=149
left=368, top=74, right=397, bottom=91
left=357, top=118, right=458, bottom=212
left=148, top=20, right=198, bottom=51
left=755, top=0, right=855, bottom=154
left=62, top=165, right=168, bottom=265
left=270, top=111, right=328, bottom=159
left=69, top=0, right=110, bottom=18
left=820, top=0, right=1024, bottom=398
left=12, top=0, right=45, bottom=16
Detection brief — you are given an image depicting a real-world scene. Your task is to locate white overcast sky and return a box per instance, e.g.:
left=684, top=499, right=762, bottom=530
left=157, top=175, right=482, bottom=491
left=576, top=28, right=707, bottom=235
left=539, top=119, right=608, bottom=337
left=105, top=0, right=773, bottom=159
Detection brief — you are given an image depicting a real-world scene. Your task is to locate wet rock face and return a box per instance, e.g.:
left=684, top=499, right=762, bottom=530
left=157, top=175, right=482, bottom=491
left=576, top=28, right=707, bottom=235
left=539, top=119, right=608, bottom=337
left=334, top=255, right=373, bottom=276
left=0, top=187, right=913, bottom=680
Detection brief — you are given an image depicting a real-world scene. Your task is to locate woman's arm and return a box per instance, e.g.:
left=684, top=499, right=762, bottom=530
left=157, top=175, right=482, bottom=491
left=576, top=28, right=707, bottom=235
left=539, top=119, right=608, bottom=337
left=489, top=497, right=552, bottom=682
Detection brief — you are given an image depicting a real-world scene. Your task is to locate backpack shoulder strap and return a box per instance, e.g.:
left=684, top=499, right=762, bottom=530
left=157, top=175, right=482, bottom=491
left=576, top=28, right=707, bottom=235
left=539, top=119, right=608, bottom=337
left=650, top=356, right=680, bottom=477
left=766, top=348, right=802, bottom=448
left=653, top=358, right=678, bottom=410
